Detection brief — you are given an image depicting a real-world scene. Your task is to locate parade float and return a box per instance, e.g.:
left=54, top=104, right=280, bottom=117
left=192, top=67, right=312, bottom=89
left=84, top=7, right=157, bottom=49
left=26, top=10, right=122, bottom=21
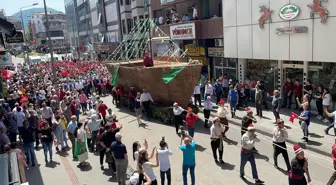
left=105, top=19, right=201, bottom=123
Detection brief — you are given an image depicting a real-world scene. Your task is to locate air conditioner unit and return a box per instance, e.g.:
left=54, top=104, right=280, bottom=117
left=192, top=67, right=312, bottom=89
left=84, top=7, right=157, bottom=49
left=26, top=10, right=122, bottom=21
left=215, top=39, right=223, bottom=47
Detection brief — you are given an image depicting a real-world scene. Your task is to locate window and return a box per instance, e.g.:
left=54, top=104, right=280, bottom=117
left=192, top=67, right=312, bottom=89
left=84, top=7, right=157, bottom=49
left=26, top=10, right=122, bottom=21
left=98, top=13, right=102, bottom=24
left=125, top=0, right=130, bottom=5
left=122, top=20, right=126, bottom=34
left=120, top=0, right=123, bottom=6
left=127, top=19, right=132, bottom=33
left=139, top=15, right=144, bottom=19
left=133, top=16, right=137, bottom=26
left=145, top=14, right=149, bottom=19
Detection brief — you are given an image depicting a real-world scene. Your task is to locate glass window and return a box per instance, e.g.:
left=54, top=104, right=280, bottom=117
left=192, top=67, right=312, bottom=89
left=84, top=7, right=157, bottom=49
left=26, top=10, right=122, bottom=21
left=145, top=14, right=149, bottom=19
left=139, top=15, right=144, bottom=19
left=127, top=19, right=132, bottom=33
left=120, top=0, right=123, bottom=6
left=309, top=62, right=336, bottom=90
left=122, top=20, right=126, bottom=34
left=125, top=0, right=130, bottom=5
left=133, top=16, right=137, bottom=25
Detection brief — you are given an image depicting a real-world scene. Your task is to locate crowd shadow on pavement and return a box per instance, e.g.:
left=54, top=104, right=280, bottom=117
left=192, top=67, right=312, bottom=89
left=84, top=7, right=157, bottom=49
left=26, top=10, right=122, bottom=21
left=25, top=163, right=44, bottom=185
left=216, top=162, right=235, bottom=170
left=77, top=163, right=92, bottom=171
left=46, top=160, right=60, bottom=168
left=254, top=153, right=269, bottom=162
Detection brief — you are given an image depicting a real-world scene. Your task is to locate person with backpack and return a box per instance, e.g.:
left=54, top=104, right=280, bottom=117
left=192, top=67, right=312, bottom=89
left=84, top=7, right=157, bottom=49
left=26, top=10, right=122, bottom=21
left=67, top=115, right=78, bottom=159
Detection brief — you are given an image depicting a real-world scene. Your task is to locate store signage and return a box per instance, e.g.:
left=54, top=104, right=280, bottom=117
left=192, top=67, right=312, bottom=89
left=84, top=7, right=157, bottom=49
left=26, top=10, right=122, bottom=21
left=276, top=27, right=308, bottom=34
left=170, top=23, right=196, bottom=40
left=160, top=0, right=176, bottom=5
left=308, top=0, right=328, bottom=24
left=258, top=6, right=273, bottom=29
left=279, top=4, right=300, bottom=20
left=208, top=47, right=224, bottom=57
left=185, top=44, right=205, bottom=57
left=5, top=32, right=24, bottom=43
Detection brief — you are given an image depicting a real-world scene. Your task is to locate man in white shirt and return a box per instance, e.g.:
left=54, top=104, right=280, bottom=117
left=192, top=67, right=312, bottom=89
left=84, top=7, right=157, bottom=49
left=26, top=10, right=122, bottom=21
left=14, top=106, right=25, bottom=135
left=324, top=108, right=336, bottom=135
left=204, top=81, right=213, bottom=101
left=203, top=96, right=213, bottom=128
left=173, top=102, right=185, bottom=134
left=272, top=119, right=290, bottom=172
left=193, top=84, right=201, bottom=106
left=140, top=88, right=154, bottom=121
left=40, top=102, right=54, bottom=127
left=240, top=124, right=264, bottom=184
left=157, top=139, right=173, bottom=185
left=192, top=6, right=198, bottom=20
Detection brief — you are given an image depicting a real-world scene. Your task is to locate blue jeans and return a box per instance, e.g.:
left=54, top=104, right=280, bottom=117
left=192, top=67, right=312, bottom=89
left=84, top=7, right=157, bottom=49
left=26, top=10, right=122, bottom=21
left=230, top=101, right=237, bottom=113
left=62, top=130, right=69, bottom=147
left=182, top=165, right=195, bottom=185
left=81, top=103, right=87, bottom=112
left=187, top=127, right=195, bottom=138
left=240, top=151, right=258, bottom=179
left=42, top=142, right=53, bottom=161
left=76, top=110, right=80, bottom=122
left=23, top=142, right=36, bottom=165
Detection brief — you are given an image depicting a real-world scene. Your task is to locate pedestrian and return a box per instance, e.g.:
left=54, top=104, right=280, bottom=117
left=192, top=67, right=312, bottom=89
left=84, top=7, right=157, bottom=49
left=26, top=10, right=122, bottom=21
left=173, top=102, right=184, bottom=134
left=128, top=86, right=137, bottom=112
left=210, top=116, right=225, bottom=164
left=179, top=135, right=196, bottom=185
left=0, top=126, right=10, bottom=147
left=79, top=90, right=88, bottom=115
left=221, top=74, right=229, bottom=98
left=74, top=122, right=89, bottom=166
left=323, top=107, right=336, bottom=135
left=298, top=104, right=311, bottom=143
left=217, top=99, right=229, bottom=137
left=157, top=138, right=173, bottom=185
left=135, top=92, right=143, bottom=125
left=322, top=88, right=332, bottom=123
left=327, top=142, right=336, bottom=185
left=255, top=85, right=263, bottom=118
left=214, top=79, right=222, bottom=104
left=203, top=96, right=213, bottom=128
left=289, top=144, right=311, bottom=185
left=314, top=85, right=324, bottom=120
left=185, top=107, right=198, bottom=138
left=14, top=106, right=25, bottom=137
left=272, top=119, right=291, bottom=172
left=67, top=115, right=78, bottom=158
left=21, top=121, right=36, bottom=167
left=87, top=114, right=101, bottom=152
left=40, top=102, right=53, bottom=127
left=193, top=83, right=201, bottom=107
left=111, top=132, right=129, bottom=185
left=138, top=147, right=159, bottom=185
left=227, top=85, right=238, bottom=118
left=98, top=100, right=108, bottom=124
left=303, top=80, right=313, bottom=105
left=204, top=81, right=213, bottom=101
left=39, top=120, right=54, bottom=164
left=282, top=77, right=294, bottom=109
left=59, top=114, right=69, bottom=148
left=294, top=79, right=303, bottom=109
left=140, top=88, right=154, bottom=121
left=5, top=112, right=18, bottom=143
left=270, top=90, right=281, bottom=122
left=54, top=115, right=65, bottom=151
left=240, top=124, right=264, bottom=184
left=132, top=139, right=148, bottom=164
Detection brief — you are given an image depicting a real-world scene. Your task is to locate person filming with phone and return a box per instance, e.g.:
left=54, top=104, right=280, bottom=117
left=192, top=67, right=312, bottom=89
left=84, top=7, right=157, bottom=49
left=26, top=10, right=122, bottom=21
left=157, top=137, right=173, bottom=185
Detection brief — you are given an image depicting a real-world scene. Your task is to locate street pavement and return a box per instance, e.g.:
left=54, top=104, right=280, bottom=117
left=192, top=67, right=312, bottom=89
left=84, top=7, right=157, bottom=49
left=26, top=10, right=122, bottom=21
left=25, top=95, right=334, bottom=185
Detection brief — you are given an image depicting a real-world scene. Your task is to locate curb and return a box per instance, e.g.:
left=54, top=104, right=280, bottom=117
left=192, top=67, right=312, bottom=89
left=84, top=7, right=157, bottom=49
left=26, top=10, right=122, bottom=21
left=201, top=108, right=331, bottom=157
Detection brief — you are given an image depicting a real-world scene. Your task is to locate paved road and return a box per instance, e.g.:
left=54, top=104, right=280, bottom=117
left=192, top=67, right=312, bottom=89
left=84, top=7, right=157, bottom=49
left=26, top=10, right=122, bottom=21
left=25, top=95, right=334, bottom=185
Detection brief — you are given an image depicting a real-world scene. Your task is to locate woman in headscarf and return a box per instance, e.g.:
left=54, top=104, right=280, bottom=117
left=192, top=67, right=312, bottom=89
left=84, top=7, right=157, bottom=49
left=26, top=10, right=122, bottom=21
left=74, top=122, right=89, bottom=166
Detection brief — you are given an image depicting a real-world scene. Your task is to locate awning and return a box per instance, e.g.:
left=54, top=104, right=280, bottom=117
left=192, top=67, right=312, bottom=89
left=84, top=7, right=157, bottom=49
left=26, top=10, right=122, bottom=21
left=0, top=17, right=16, bottom=37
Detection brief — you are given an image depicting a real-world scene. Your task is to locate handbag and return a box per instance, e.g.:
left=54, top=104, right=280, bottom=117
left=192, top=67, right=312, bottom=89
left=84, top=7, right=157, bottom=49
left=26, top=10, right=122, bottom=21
left=105, top=150, right=114, bottom=163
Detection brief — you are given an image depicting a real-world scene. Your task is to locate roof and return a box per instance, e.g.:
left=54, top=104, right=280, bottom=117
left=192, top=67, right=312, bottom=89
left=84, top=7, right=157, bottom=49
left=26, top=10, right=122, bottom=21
left=0, top=17, right=16, bottom=36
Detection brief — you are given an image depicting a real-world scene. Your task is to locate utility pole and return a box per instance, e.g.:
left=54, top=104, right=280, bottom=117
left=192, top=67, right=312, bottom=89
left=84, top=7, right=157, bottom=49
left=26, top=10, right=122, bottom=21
left=43, top=0, right=57, bottom=83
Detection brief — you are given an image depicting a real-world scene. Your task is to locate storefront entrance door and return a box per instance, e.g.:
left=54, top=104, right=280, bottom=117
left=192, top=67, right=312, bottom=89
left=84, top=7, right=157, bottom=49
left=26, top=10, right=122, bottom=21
left=283, top=66, right=304, bottom=107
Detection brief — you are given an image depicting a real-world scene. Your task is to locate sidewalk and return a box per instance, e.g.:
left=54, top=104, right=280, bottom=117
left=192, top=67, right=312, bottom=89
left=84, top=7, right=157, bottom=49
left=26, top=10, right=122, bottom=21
left=199, top=102, right=335, bottom=157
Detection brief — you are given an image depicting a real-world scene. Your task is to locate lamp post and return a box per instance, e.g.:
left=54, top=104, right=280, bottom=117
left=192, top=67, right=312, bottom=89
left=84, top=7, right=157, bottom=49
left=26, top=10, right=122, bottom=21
left=43, top=0, right=57, bottom=83
left=20, top=3, right=38, bottom=64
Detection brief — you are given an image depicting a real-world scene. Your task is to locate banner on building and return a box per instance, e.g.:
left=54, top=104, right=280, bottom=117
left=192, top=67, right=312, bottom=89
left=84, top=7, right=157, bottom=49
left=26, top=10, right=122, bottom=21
left=160, top=0, right=176, bottom=5
left=5, top=32, right=24, bottom=43
left=208, top=47, right=224, bottom=57
left=185, top=44, right=205, bottom=57
left=170, top=23, right=196, bottom=40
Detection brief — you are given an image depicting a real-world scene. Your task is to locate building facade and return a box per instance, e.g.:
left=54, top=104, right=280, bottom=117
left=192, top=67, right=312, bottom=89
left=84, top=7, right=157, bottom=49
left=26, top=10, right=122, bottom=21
left=223, top=0, right=336, bottom=94
left=65, top=0, right=78, bottom=47
left=151, top=0, right=223, bottom=77
left=29, top=12, right=69, bottom=53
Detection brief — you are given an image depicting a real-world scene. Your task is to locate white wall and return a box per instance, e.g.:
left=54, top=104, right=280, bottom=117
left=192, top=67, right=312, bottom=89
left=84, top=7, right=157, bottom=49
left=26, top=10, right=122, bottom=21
left=105, top=2, right=118, bottom=22
left=223, top=0, right=336, bottom=62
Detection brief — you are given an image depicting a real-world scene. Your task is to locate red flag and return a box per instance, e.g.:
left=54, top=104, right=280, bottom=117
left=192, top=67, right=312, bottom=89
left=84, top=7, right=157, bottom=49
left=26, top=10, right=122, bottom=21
left=289, top=112, right=298, bottom=123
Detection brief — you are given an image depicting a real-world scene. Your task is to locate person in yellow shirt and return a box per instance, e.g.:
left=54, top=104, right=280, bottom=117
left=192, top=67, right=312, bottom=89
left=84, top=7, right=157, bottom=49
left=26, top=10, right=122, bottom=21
left=60, top=114, right=69, bottom=148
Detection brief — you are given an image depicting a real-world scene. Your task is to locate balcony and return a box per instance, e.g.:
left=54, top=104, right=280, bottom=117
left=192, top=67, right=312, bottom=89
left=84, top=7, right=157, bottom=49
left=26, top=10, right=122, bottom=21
left=49, top=26, right=64, bottom=31
left=131, top=0, right=144, bottom=9
left=155, top=17, right=223, bottom=39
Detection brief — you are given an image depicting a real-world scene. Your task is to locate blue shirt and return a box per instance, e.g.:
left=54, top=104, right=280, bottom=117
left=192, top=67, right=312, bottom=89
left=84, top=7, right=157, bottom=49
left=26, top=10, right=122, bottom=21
left=179, top=141, right=196, bottom=166
left=111, top=141, right=127, bottom=159
left=229, top=90, right=238, bottom=102
left=67, top=121, right=77, bottom=134
left=135, top=97, right=141, bottom=109
left=301, top=111, right=311, bottom=126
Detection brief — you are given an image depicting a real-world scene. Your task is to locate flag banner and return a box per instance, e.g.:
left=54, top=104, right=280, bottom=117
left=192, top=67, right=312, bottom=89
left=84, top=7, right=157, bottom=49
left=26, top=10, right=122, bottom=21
left=162, top=66, right=185, bottom=84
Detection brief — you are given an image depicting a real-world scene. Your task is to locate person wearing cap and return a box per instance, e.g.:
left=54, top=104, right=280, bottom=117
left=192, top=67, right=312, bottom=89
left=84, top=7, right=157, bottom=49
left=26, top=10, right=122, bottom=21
left=228, top=85, right=239, bottom=118
left=240, top=124, right=264, bottom=184
left=173, top=102, right=185, bottom=134
left=185, top=107, right=198, bottom=138
left=327, top=141, right=336, bottom=185
left=272, top=119, right=291, bottom=172
left=67, top=115, right=78, bottom=158
left=217, top=99, right=229, bottom=137
left=203, top=96, right=213, bottom=128
left=210, top=116, right=225, bottom=164
left=289, top=144, right=311, bottom=185
left=179, top=134, right=196, bottom=185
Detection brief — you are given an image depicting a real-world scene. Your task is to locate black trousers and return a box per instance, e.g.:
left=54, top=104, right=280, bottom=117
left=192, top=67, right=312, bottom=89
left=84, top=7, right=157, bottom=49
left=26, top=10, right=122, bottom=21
left=160, top=168, right=171, bottom=185
left=143, top=101, right=151, bottom=120
left=129, top=98, right=135, bottom=111
left=316, top=99, right=323, bottom=116
left=273, top=142, right=291, bottom=171
left=174, top=114, right=183, bottom=133
left=256, top=102, right=262, bottom=117
left=211, top=138, right=223, bottom=160
left=100, top=148, right=106, bottom=165
left=289, top=176, right=307, bottom=185
left=327, top=166, right=336, bottom=185
left=35, top=128, right=40, bottom=147
left=204, top=109, right=211, bottom=126
left=193, top=94, right=201, bottom=106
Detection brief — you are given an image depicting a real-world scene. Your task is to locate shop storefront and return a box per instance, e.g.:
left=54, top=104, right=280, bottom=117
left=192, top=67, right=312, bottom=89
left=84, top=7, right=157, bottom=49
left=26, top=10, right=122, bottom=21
left=93, top=43, right=118, bottom=60
left=213, top=58, right=238, bottom=83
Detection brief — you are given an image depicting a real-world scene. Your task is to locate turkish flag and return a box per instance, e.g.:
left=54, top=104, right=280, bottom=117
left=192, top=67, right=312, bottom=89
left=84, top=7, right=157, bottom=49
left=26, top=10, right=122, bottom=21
left=289, top=112, right=298, bottom=123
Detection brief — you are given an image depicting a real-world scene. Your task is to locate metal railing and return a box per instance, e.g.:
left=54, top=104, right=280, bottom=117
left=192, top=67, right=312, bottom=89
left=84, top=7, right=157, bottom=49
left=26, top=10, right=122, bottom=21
left=0, top=152, right=21, bottom=185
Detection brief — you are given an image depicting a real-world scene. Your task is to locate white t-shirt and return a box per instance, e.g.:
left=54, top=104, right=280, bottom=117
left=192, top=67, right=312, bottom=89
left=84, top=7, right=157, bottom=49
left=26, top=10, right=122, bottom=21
left=332, top=111, right=336, bottom=128
left=157, top=148, right=173, bottom=172
left=142, top=162, right=156, bottom=181
left=323, top=94, right=331, bottom=106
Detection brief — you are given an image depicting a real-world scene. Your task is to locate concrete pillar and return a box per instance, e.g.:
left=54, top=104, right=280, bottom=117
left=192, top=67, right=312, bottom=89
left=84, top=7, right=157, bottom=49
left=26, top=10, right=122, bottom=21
left=303, top=61, right=308, bottom=86
left=237, top=59, right=246, bottom=84
left=278, top=60, right=283, bottom=94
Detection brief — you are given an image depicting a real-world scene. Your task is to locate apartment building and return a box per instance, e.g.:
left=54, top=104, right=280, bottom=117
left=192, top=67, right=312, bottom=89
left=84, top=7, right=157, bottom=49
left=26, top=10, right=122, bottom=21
left=65, top=0, right=78, bottom=47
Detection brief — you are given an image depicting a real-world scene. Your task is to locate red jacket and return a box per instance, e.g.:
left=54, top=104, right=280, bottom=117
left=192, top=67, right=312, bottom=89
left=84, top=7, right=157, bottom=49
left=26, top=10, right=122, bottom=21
left=294, top=84, right=303, bottom=97
left=284, top=81, right=294, bottom=93
left=143, top=56, right=153, bottom=67
left=332, top=144, right=336, bottom=166
left=186, top=113, right=198, bottom=127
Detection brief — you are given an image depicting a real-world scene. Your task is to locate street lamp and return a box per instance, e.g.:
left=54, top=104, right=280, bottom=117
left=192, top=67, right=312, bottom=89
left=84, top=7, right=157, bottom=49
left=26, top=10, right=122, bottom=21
left=43, top=0, right=56, bottom=83
left=20, top=3, right=38, bottom=64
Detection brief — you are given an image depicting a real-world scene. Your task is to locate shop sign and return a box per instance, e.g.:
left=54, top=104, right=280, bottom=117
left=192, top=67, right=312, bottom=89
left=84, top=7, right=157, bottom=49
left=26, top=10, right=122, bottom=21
left=5, top=32, right=24, bottom=43
left=185, top=44, right=205, bottom=57
left=279, top=4, right=300, bottom=20
left=170, top=23, right=196, bottom=40
left=160, top=0, right=175, bottom=5
left=208, top=47, right=224, bottom=57
left=276, top=27, right=308, bottom=34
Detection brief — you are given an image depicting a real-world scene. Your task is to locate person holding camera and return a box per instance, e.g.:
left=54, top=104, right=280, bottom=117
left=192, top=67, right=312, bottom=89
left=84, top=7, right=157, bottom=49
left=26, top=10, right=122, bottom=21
left=138, top=147, right=159, bottom=185
left=210, top=116, right=225, bottom=164
left=157, top=137, right=173, bottom=185
left=179, top=134, right=196, bottom=185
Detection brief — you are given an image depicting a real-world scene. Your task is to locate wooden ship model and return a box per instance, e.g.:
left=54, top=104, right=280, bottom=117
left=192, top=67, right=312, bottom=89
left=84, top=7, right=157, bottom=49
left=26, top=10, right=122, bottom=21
left=105, top=19, right=202, bottom=107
